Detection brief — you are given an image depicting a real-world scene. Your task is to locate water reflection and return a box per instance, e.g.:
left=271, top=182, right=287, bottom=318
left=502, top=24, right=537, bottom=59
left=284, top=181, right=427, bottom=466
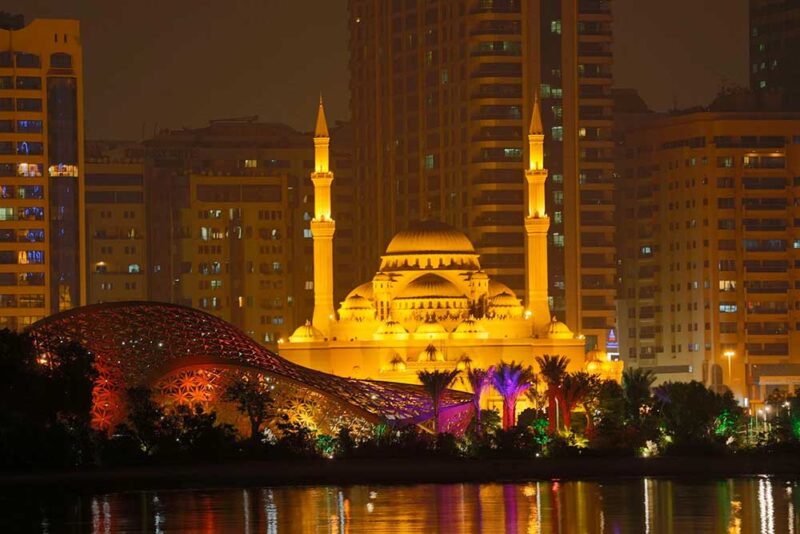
left=3, top=477, right=799, bottom=533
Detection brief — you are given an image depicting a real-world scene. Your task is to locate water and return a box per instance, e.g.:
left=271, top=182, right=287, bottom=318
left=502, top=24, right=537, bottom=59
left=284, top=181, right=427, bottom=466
left=3, top=477, right=799, bottom=533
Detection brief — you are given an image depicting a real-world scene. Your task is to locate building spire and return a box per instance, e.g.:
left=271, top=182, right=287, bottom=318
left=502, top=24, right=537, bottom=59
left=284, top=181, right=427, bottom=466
left=529, top=92, right=544, bottom=136
left=315, top=94, right=330, bottom=138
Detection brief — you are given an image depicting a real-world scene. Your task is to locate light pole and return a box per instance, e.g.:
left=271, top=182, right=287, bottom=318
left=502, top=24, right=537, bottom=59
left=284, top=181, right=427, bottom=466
left=723, top=350, right=735, bottom=387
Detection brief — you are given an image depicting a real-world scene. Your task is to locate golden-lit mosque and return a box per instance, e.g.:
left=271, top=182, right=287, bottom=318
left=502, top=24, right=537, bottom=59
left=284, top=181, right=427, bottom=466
left=280, top=97, right=621, bottom=397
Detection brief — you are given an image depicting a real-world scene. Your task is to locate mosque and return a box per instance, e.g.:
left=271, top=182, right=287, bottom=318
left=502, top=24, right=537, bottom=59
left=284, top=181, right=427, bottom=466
left=279, top=97, right=621, bottom=395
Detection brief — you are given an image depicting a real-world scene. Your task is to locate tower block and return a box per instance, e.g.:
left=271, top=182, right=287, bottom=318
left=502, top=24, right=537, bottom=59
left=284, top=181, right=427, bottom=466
left=525, top=94, right=551, bottom=331
left=311, top=96, right=336, bottom=334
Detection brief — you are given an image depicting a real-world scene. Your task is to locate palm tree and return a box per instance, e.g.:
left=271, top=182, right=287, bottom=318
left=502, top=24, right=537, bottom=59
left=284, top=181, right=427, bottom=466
left=417, top=369, right=461, bottom=433
left=466, top=366, right=494, bottom=436
left=491, top=361, right=535, bottom=430
left=622, top=367, right=656, bottom=423
left=560, top=372, right=596, bottom=432
left=536, top=354, right=570, bottom=433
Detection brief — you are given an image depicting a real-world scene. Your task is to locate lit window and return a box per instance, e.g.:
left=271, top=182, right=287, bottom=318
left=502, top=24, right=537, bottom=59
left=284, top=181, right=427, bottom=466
left=719, top=303, right=737, bottom=313
left=305, top=281, right=314, bottom=290
left=303, top=229, right=312, bottom=238
left=719, top=280, right=736, bottom=291
left=128, top=264, right=140, bottom=273
left=244, top=159, right=257, bottom=168
left=551, top=20, right=561, bottom=34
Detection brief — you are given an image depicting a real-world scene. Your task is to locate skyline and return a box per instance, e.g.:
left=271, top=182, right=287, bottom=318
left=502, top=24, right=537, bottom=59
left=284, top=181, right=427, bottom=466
left=6, top=0, right=748, bottom=139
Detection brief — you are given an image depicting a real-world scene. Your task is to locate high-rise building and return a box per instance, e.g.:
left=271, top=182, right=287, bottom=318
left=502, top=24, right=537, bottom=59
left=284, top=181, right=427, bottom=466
left=85, top=140, right=147, bottom=304
left=618, top=110, right=800, bottom=402
left=750, top=0, right=800, bottom=108
left=348, top=0, right=615, bottom=350
left=141, top=118, right=355, bottom=346
left=0, top=18, right=85, bottom=330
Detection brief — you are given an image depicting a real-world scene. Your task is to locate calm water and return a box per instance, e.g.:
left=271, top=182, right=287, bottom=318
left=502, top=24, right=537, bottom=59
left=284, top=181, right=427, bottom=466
left=3, top=477, right=799, bottom=533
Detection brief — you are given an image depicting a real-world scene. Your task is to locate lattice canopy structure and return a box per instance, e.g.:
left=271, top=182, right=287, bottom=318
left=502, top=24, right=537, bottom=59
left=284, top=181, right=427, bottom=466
left=27, top=302, right=473, bottom=433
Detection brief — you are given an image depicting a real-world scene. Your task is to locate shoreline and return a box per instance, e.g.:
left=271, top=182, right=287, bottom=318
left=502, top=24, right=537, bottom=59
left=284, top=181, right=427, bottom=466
left=3, top=455, right=800, bottom=492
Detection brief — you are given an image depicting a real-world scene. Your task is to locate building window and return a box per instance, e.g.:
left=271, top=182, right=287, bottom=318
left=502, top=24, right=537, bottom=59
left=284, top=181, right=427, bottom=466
left=128, top=264, right=140, bottom=273
left=716, top=156, right=734, bottom=168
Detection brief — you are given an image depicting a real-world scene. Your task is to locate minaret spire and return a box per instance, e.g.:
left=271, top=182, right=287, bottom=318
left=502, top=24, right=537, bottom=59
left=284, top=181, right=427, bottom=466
left=310, top=94, right=336, bottom=334
left=315, top=94, right=330, bottom=139
left=529, top=92, right=544, bottom=136
left=524, top=92, right=551, bottom=331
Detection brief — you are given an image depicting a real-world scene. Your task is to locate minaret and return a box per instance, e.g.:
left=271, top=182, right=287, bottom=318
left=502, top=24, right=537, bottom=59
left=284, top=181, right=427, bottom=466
left=310, top=96, right=335, bottom=334
left=524, top=94, right=551, bottom=331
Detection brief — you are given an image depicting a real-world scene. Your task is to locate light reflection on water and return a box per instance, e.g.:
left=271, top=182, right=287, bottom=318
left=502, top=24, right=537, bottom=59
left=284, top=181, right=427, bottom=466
left=3, top=477, right=800, bottom=533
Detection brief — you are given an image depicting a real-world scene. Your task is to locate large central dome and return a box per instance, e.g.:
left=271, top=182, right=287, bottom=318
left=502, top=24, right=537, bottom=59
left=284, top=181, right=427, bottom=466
left=385, top=220, right=476, bottom=255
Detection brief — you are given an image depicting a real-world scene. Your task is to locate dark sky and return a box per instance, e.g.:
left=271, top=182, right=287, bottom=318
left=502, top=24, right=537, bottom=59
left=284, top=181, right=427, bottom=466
left=8, top=0, right=748, bottom=139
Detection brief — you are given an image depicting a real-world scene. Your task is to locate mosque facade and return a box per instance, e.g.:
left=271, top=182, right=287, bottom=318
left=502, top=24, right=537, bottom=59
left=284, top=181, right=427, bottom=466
left=279, top=98, right=621, bottom=394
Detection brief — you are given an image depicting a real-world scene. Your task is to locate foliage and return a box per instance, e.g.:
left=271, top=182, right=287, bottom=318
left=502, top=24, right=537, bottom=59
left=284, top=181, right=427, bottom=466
left=0, top=331, right=98, bottom=470
left=491, top=361, right=535, bottom=430
left=653, top=381, right=743, bottom=453
left=222, top=372, right=275, bottom=442
left=465, top=366, right=494, bottom=437
left=417, top=369, right=460, bottom=434
left=535, top=354, right=569, bottom=433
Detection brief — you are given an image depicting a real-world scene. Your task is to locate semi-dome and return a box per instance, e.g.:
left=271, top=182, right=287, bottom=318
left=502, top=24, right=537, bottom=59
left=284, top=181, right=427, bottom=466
left=289, top=320, right=325, bottom=342
left=385, top=220, right=476, bottom=255
left=396, top=274, right=465, bottom=300
left=488, top=280, right=516, bottom=298
left=341, top=294, right=373, bottom=310
left=345, top=282, right=374, bottom=301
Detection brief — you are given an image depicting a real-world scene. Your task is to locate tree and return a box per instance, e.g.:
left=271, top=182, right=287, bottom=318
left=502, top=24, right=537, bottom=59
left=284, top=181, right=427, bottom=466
left=536, top=354, right=569, bottom=433
left=223, top=373, right=275, bottom=443
left=491, top=361, right=535, bottom=430
left=622, top=367, right=656, bottom=423
left=653, top=381, right=743, bottom=451
left=417, top=369, right=461, bottom=434
left=466, top=366, right=494, bottom=437
left=560, top=372, right=597, bottom=433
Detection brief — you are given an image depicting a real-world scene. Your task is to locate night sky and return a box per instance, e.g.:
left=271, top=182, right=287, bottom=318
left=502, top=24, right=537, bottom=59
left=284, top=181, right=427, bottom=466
left=7, top=0, right=748, bottom=139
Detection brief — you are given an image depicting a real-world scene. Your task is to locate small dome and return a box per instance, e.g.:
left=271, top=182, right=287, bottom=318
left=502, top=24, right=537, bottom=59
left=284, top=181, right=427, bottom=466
left=385, top=220, right=476, bottom=256
left=373, top=319, right=409, bottom=340
left=418, top=343, right=445, bottom=362
left=546, top=316, right=574, bottom=340
left=413, top=320, right=448, bottom=340
left=452, top=316, right=489, bottom=339
left=397, top=274, right=465, bottom=300
left=288, top=320, right=325, bottom=342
